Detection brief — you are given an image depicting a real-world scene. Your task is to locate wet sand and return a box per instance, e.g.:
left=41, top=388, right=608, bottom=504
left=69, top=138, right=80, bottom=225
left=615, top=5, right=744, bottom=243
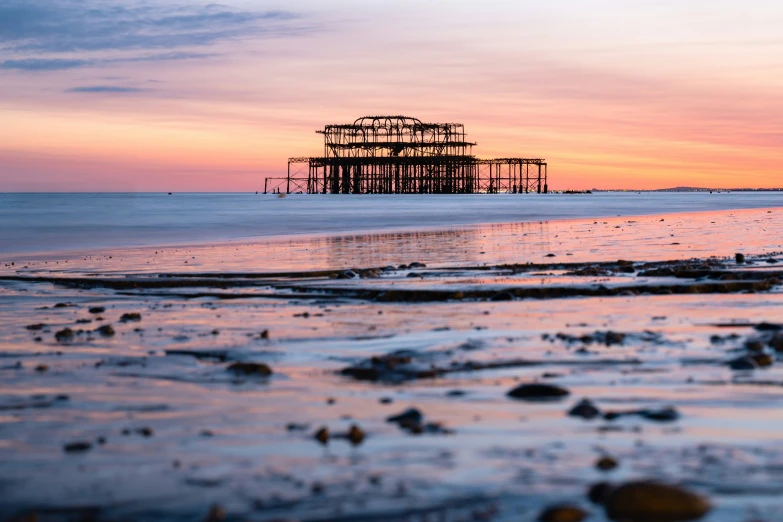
left=2, top=207, right=783, bottom=521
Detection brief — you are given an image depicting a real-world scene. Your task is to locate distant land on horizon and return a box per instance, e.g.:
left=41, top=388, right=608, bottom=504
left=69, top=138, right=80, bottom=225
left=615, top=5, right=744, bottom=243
left=590, top=187, right=783, bottom=193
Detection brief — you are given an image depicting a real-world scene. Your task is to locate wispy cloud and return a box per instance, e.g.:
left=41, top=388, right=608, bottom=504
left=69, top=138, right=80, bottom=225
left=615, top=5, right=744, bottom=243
left=65, top=86, right=146, bottom=94
left=0, top=52, right=217, bottom=71
left=0, top=58, right=92, bottom=71
left=0, top=1, right=310, bottom=68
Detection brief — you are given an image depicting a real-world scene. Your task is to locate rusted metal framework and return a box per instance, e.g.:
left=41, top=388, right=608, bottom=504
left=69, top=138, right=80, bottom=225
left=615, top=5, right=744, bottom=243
left=264, top=116, right=547, bottom=194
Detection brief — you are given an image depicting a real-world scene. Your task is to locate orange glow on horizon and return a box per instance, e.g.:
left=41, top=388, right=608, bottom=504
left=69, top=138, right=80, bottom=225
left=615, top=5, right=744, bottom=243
left=2, top=1, right=782, bottom=191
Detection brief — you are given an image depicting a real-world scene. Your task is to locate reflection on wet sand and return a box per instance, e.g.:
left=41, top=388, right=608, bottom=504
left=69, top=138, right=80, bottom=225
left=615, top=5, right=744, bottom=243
left=4, top=207, right=782, bottom=277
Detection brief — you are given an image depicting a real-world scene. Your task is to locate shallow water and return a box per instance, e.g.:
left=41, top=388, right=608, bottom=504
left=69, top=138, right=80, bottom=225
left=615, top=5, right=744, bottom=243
left=2, top=204, right=783, bottom=521
left=1, top=191, right=782, bottom=255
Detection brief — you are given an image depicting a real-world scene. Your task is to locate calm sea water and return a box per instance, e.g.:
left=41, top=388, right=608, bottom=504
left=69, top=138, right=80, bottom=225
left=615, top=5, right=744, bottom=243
left=1, top=192, right=781, bottom=255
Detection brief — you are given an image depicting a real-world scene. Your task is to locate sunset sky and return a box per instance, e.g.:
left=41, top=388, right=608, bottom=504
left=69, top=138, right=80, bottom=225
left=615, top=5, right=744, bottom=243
left=1, top=0, right=782, bottom=191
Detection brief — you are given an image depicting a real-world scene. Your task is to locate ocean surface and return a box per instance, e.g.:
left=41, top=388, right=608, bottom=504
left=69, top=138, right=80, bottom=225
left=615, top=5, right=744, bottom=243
left=1, top=192, right=782, bottom=255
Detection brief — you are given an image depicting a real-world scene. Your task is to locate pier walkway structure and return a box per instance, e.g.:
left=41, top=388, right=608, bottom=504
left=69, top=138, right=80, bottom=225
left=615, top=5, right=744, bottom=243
left=264, top=116, right=548, bottom=195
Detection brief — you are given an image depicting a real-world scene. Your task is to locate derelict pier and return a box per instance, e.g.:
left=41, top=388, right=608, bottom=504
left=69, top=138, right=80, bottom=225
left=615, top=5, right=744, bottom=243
left=265, top=116, right=547, bottom=194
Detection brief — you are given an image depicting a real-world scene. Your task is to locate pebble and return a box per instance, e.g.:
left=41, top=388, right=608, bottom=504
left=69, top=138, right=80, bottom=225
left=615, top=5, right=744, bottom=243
left=314, top=426, right=329, bottom=445
left=596, top=456, right=619, bottom=471
left=599, top=481, right=711, bottom=522
left=507, top=383, right=570, bottom=401
left=226, top=362, right=273, bottom=376
left=735, top=253, right=745, bottom=264
left=604, top=407, right=680, bottom=423
left=54, top=328, right=75, bottom=342
left=749, top=353, right=774, bottom=367
left=286, top=423, right=309, bottom=432
left=88, top=306, right=106, bottom=314
left=537, top=505, right=588, bottom=522
left=25, top=323, right=46, bottom=331
left=756, top=322, right=782, bottom=331
left=347, top=424, right=365, bottom=445
left=95, top=324, right=116, bottom=337
left=386, top=408, right=423, bottom=425
left=119, top=312, right=142, bottom=322
left=568, top=399, right=601, bottom=419
left=641, top=407, right=680, bottom=422
left=63, top=441, right=92, bottom=453
left=727, top=355, right=768, bottom=371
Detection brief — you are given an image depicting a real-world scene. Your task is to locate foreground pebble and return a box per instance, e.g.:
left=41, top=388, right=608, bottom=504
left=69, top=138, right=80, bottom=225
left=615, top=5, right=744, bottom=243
left=507, top=383, right=570, bottom=400
left=63, top=441, right=92, bottom=453
left=226, top=362, right=272, bottom=376
left=568, top=398, right=601, bottom=419
left=594, top=481, right=711, bottom=522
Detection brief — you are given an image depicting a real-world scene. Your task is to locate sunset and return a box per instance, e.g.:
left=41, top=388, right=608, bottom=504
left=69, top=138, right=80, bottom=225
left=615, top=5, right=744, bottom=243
left=2, top=2, right=783, bottom=522
left=2, top=1, right=783, bottom=191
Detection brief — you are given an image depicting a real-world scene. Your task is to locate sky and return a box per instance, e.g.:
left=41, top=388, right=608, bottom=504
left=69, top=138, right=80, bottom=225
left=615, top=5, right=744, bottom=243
left=1, top=0, right=782, bottom=191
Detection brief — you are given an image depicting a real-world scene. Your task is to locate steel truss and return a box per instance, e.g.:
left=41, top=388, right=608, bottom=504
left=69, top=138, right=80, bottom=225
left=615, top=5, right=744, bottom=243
left=264, top=116, right=547, bottom=194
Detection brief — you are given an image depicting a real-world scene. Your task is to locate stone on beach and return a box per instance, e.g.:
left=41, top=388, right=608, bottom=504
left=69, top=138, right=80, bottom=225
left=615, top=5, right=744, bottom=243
left=386, top=408, right=423, bottom=426
left=314, top=426, right=329, bottom=445
left=507, top=383, right=570, bottom=400
left=596, top=456, right=619, bottom=471
left=63, top=441, right=92, bottom=453
left=119, top=312, right=142, bottom=322
left=728, top=353, right=773, bottom=370
left=359, top=268, right=381, bottom=278
left=54, top=328, right=75, bottom=342
left=595, top=481, right=711, bottom=522
left=226, top=362, right=272, bottom=377
left=604, top=407, right=680, bottom=423
left=95, top=324, right=115, bottom=337
left=568, top=398, right=601, bottom=419
left=347, top=424, right=365, bottom=445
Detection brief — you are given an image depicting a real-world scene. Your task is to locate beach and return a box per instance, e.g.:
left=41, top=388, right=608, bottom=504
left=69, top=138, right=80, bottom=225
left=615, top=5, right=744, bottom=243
left=2, top=193, right=783, bottom=521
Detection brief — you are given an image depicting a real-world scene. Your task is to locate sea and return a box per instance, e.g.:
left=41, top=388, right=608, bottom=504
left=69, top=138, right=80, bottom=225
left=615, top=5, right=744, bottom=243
left=1, top=191, right=781, bottom=255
